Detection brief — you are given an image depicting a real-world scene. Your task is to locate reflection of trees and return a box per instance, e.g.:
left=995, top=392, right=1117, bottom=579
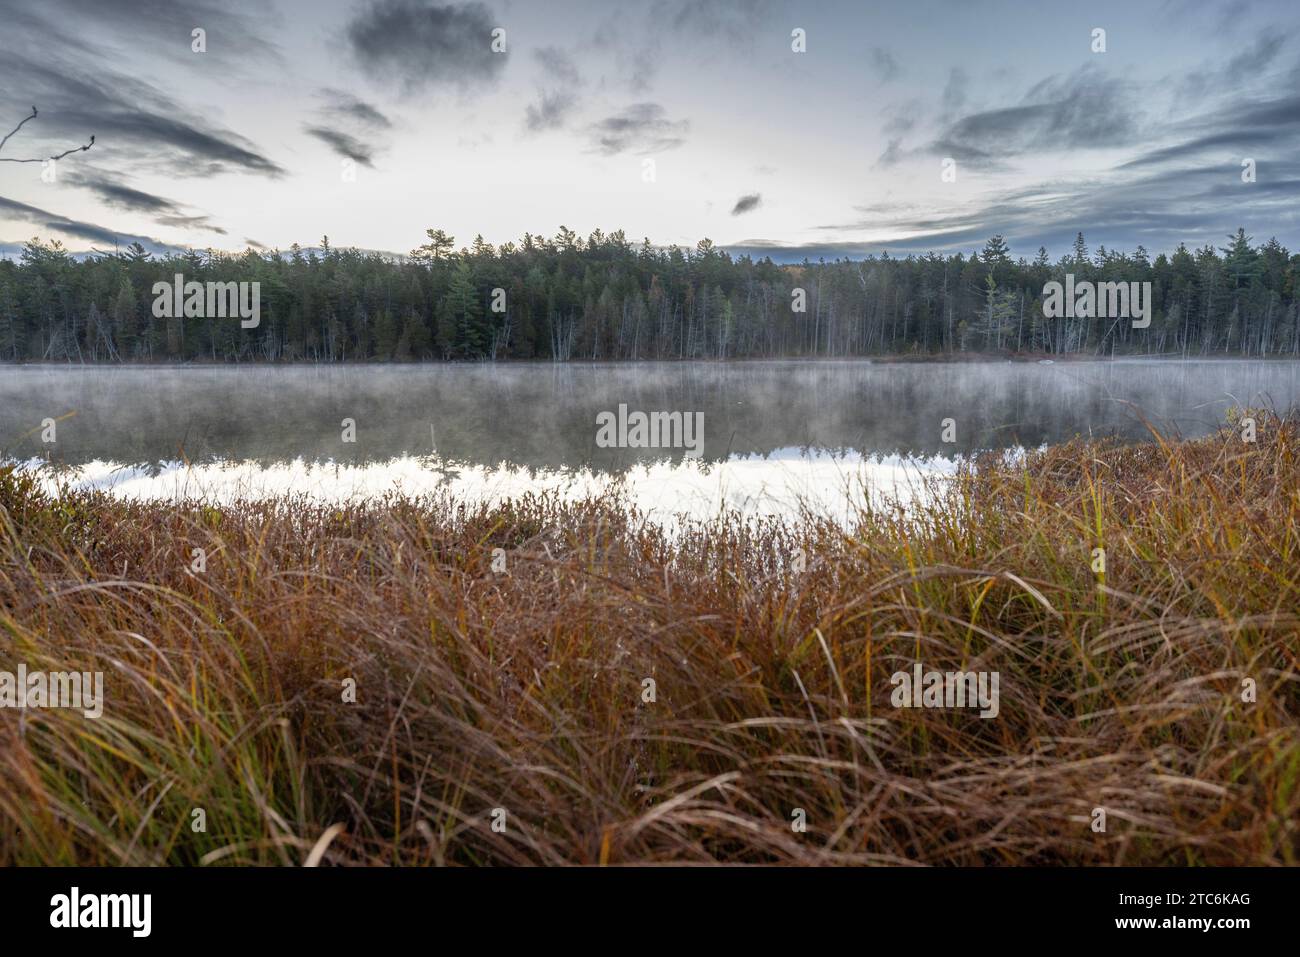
left=3, top=362, right=1294, bottom=474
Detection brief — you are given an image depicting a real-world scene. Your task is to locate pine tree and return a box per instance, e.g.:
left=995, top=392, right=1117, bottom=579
left=373, top=308, right=398, bottom=359
left=444, top=262, right=484, bottom=357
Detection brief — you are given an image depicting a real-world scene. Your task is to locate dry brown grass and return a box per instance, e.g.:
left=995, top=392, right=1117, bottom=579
left=0, top=412, right=1297, bottom=865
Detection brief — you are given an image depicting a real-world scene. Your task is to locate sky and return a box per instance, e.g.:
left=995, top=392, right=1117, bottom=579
left=1, top=0, right=1298, bottom=263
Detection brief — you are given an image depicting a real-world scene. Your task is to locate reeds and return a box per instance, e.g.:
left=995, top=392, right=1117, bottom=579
left=0, top=412, right=1296, bottom=865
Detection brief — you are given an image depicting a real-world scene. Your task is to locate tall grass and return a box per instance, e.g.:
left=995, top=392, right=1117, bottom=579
left=0, top=412, right=1297, bottom=865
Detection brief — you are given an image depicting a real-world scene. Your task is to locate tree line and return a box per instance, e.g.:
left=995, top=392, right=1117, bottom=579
left=1, top=226, right=1297, bottom=362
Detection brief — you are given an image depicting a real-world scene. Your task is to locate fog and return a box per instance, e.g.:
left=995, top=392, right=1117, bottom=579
left=4, top=360, right=1298, bottom=472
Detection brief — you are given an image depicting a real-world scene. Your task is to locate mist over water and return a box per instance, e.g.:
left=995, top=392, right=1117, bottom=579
left=4, top=359, right=1298, bottom=519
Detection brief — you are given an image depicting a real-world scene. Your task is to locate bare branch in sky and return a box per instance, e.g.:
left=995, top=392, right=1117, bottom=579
left=0, top=106, right=94, bottom=163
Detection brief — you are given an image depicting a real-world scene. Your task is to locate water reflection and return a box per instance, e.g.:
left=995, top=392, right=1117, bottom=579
left=3, top=359, right=1297, bottom=518
left=22, top=448, right=957, bottom=523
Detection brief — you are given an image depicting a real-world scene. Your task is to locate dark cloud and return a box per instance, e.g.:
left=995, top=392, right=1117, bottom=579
left=731, top=193, right=761, bottom=215
left=154, top=214, right=227, bottom=234
left=36, top=0, right=281, bottom=67
left=586, top=103, right=688, bottom=154
left=1121, top=90, right=1300, bottom=170
left=925, top=66, right=1137, bottom=168
left=0, top=195, right=186, bottom=252
left=1224, top=30, right=1287, bottom=80
left=318, top=89, right=393, bottom=130
left=303, top=126, right=377, bottom=167
left=306, top=91, right=392, bottom=165
left=80, top=179, right=175, bottom=214
left=344, top=0, right=506, bottom=96
left=0, top=4, right=275, bottom=249
left=875, top=138, right=903, bottom=168
left=67, top=170, right=226, bottom=233
left=535, top=46, right=580, bottom=88
left=811, top=151, right=1300, bottom=260
left=0, top=41, right=285, bottom=178
left=825, top=51, right=1300, bottom=256
left=524, top=47, right=582, bottom=132
left=590, top=1, right=773, bottom=94
left=525, top=91, right=578, bottom=132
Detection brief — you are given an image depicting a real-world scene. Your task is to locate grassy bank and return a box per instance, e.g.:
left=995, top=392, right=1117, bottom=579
left=0, top=412, right=1297, bottom=866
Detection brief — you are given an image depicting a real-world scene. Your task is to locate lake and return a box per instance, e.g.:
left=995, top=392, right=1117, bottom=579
left=4, top=359, right=1298, bottom=523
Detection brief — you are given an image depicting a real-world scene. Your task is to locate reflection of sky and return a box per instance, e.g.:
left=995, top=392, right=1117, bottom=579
left=20, top=449, right=958, bottom=528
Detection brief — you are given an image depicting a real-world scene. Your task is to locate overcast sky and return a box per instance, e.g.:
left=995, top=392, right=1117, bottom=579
left=1, top=0, right=1298, bottom=262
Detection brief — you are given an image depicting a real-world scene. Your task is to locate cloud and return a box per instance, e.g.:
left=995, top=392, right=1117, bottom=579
left=317, top=89, right=393, bottom=130
left=875, top=138, right=903, bottom=168
left=31, top=0, right=281, bottom=68
left=305, top=90, right=393, bottom=165
left=344, top=0, right=506, bottom=96
left=525, top=91, right=578, bottom=132
left=882, top=110, right=917, bottom=136
left=0, top=39, right=285, bottom=177
left=67, top=170, right=227, bottom=233
left=822, top=49, right=1300, bottom=254
left=663, top=0, right=776, bottom=39
left=1224, top=30, right=1287, bottom=80
left=940, top=67, right=969, bottom=123
left=1162, top=0, right=1255, bottom=37
left=1124, top=87, right=1300, bottom=170
left=586, top=102, right=688, bottom=154
left=589, top=0, right=774, bottom=94
left=928, top=65, right=1137, bottom=167
left=535, top=46, right=580, bottom=88
left=812, top=149, right=1300, bottom=259
left=154, top=214, right=227, bottom=234
left=69, top=176, right=172, bottom=214
left=730, top=193, right=761, bottom=215
left=0, top=195, right=186, bottom=252
left=524, top=47, right=582, bottom=132
left=303, top=126, right=377, bottom=167
left=870, top=48, right=901, bottom=82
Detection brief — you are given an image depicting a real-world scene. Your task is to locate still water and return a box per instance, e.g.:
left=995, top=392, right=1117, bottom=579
left=3, top=360, right=1297, bottom=522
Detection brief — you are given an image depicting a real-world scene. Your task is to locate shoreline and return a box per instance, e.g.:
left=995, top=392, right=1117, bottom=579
left=3, top=352, right=1297, bottom=368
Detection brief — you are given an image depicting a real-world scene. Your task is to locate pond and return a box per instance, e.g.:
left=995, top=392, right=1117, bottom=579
left=3, top=359, right=1297, bottom=522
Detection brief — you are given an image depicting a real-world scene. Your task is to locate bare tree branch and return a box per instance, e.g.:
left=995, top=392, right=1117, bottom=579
left=0, top=105, right=95, bottom=163
left=0, top=106, right=38, bottom=152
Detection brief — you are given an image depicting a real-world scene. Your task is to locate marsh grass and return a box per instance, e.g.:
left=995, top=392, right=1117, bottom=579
left=0, top=412, right=1297, bottom=865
